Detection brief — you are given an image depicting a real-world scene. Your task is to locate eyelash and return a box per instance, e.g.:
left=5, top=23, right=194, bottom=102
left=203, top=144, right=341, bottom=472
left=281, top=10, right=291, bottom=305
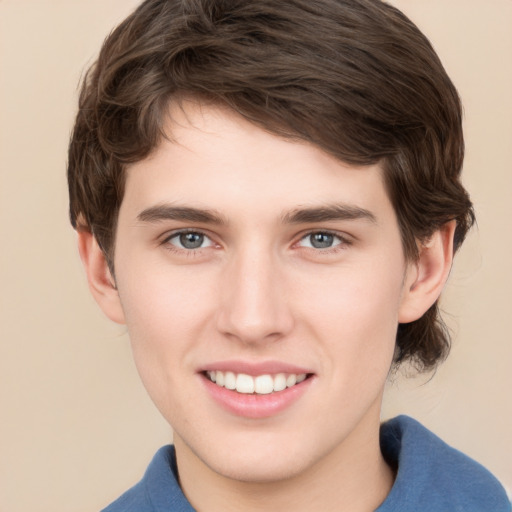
left=162, top=229, right=216, bottom=255
left=160, top=229, right=352, bottom=255
left=295, top=230, right=352, bottom=253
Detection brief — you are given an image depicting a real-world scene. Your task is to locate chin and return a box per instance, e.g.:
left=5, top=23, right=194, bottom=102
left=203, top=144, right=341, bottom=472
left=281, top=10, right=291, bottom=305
left=207, top=451, right=312, bottom=484
left=187, top=429, right=323, bottom=485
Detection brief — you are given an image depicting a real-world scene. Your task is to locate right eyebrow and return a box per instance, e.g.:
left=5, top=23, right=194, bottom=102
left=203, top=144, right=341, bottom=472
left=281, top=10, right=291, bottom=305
left=136, top=204, right=228, bottom=226
left=282, top=203, right=377, bottom=225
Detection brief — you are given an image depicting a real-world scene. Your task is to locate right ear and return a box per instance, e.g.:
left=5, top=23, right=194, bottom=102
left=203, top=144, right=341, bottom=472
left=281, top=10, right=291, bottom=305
left=77, top=231, right=126, bottom=325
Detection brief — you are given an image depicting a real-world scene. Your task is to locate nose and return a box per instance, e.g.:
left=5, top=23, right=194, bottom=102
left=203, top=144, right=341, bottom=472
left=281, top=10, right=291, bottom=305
left=215, top=246, right=294, bottom=345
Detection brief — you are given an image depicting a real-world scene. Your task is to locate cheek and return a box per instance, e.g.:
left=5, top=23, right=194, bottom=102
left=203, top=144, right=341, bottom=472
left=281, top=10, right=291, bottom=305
left=115, top=262, right=213, bottom=381
left=117, top=250, right=213, bottom=332
left=116, top=269, right=212, bottom=421
left=297, top=260, right=403, bottom=371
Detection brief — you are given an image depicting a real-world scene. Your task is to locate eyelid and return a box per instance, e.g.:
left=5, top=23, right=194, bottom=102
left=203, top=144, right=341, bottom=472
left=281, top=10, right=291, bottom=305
left=161, top=227, right=210, bottom=241
left=161, top=228, right=217, bottom=250
left=294, top=229, right=353, bottom=250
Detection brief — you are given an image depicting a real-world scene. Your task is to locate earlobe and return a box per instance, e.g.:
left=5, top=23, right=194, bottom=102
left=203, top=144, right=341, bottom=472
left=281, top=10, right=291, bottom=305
left=77, top=231, right=126, bottom=325
left=398, top=221, right=456, bottom=323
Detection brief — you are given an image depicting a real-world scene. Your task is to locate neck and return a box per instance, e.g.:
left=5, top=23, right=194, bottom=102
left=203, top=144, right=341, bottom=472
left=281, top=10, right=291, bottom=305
left=174, top=410, right=394, bottom=512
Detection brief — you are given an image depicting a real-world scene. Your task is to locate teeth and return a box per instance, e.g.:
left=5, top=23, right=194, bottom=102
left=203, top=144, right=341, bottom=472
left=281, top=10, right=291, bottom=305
left=254, top=375, right=273, bottom=394
left=273, top=373, right=287, bottom=392
left=206, top=370, right=308, bottom=394
left=224, top=371, right=236, bottom=390
left=236, top=373, right=255, bottom=394
left=286, top=374, right=297, bottom=387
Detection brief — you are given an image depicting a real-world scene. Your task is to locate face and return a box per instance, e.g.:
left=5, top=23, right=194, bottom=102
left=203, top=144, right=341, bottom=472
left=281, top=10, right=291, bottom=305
left=111, top=101, right=412, bottom=483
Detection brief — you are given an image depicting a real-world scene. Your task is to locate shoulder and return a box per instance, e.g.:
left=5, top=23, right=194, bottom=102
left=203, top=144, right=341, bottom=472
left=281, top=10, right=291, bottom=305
left=378, top=416, right=511, bottom=512
left=101, top=478, right=149, bottom=512
left=101, top=445, right=194, bottom=512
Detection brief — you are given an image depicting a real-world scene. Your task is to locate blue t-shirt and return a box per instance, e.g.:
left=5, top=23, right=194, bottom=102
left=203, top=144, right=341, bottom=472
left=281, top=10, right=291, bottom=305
left=102, top=416, right=510, bottom=511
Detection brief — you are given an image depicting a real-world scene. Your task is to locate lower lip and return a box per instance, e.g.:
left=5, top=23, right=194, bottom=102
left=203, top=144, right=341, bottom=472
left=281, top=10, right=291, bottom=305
left=201, top=374, right=314, bottom=419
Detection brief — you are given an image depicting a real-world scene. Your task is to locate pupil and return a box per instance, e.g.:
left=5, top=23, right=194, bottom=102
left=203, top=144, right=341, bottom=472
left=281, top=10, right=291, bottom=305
left=180, top=232, right=203, bottom=249
left=311, top=233, right=333, bottom=249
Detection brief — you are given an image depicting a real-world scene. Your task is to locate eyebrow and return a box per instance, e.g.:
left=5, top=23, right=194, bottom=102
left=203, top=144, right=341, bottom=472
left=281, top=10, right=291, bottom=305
left=282, top=204, right=377, bottom=224
left=136, top=203, right=377, bottom=226
left=137, top=205, right=228, bottom=225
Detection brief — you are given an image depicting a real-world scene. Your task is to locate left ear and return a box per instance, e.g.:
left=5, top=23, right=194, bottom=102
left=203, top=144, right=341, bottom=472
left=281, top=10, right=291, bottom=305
left=398, top=220, right=456, bottom=323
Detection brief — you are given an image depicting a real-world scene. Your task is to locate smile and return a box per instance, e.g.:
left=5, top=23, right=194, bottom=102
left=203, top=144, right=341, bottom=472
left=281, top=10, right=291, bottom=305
left=206, top=370, right=308, bottom=395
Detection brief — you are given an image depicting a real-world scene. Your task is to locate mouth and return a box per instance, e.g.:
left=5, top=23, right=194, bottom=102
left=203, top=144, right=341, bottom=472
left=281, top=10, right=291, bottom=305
left=200, top=361, right=315, bottom=418
left=204, top=370, right=310, bottom=395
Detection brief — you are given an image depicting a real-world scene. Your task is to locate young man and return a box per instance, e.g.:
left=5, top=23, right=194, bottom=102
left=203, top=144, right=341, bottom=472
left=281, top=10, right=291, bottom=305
left=67, top=0, right=510, bottom=510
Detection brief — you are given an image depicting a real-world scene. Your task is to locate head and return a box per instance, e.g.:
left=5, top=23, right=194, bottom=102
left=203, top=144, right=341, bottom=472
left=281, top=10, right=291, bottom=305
left=69, top=0, right=478, bottom=490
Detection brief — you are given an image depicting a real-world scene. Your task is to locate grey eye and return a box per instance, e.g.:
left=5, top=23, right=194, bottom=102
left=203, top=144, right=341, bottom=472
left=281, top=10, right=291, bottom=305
left=165, top=230, right=215, bottom=252
left=298, top=232, right=343, bottom=249
left=309, top=233, right=335, bottom=249
left=179, top=232, right=205, bottom=249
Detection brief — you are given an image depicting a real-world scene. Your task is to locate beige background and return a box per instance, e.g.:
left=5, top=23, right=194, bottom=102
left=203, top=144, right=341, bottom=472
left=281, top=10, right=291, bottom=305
left=1, top=1, right=511, bottom=510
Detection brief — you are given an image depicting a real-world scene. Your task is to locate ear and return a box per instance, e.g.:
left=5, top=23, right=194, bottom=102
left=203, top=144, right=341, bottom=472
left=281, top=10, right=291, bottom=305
left=77, top=231, right=126, bottom=325
left=398, top=221, right=456, bottom=323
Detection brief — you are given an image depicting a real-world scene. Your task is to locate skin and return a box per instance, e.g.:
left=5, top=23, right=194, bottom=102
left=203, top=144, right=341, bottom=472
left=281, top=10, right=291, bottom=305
left=79, top=100, right=455, bottom=512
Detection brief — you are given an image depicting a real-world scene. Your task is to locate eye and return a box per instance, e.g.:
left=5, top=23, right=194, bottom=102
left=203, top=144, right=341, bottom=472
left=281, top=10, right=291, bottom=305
left=166, top=231, right=214, bottom=250
left=298, top=232, right=345, bottom=249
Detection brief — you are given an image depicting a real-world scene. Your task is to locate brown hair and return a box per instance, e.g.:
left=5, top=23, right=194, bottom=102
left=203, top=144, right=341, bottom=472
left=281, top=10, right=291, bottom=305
left=68, top=0, right=474, bottom=371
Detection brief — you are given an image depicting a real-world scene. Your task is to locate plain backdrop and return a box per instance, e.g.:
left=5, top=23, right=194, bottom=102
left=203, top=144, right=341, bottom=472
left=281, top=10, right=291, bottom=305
left=1, top=1, right=511, bottom=510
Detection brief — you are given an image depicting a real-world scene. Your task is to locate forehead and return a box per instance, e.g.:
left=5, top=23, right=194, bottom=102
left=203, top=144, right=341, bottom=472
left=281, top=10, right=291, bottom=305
left=121, top=100, right=393, bottom=224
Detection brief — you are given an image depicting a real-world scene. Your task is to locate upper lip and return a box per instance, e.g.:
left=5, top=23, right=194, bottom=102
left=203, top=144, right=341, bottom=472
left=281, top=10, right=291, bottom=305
left=200, top=360, right=313, bottom=376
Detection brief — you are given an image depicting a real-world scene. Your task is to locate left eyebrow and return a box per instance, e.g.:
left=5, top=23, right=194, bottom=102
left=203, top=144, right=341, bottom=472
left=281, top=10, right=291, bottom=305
left=282, top=204, right=377, bottom=224
left=136, top=204, right=228, bottom=225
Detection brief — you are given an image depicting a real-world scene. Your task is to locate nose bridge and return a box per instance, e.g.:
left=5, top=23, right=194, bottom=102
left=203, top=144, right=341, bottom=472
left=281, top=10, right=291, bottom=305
left=217, top=240, right=292, bottom=344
